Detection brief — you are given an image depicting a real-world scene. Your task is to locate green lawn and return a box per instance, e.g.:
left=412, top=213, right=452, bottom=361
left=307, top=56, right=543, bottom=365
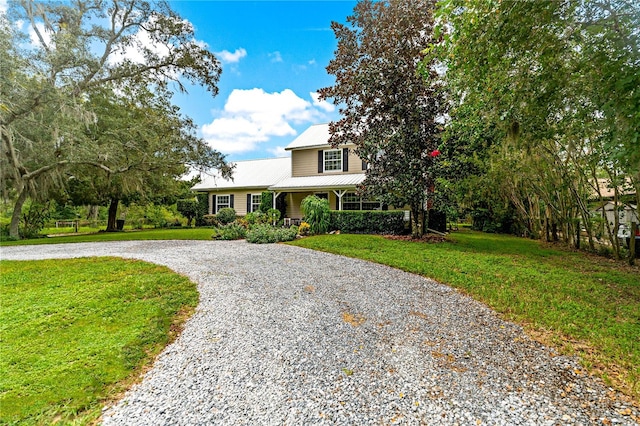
left=0, top=227, right=215, bottom=246
left=0, top=257, right=199, bottom=425
left=288, top=231, right=640, bottom=400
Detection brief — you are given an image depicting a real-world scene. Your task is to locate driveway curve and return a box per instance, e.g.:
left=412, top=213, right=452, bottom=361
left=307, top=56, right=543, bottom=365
left=1, top=240, right=637, bottom=425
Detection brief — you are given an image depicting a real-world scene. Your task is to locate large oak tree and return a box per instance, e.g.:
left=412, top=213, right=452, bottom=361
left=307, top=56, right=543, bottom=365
left=1, top=0, right=226, bottom=238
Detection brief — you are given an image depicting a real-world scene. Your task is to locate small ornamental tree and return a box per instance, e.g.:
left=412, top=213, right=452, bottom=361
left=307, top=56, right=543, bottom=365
left=177, top=199, right=199, bottom=227
left=300, top=195, right=330, bottom=235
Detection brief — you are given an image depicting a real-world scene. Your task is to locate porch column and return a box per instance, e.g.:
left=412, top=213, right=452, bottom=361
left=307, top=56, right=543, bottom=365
left=272, top=191, right=281, bottom=209
left=333, top=190, right=346, bottom=211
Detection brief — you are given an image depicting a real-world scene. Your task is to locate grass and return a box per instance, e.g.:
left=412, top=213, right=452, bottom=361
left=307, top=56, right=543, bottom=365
left=0, top=257, right=199, bottom=425
left=288, top=231, right=640, bottom=401
left=0, top=227, right=216, bottom=246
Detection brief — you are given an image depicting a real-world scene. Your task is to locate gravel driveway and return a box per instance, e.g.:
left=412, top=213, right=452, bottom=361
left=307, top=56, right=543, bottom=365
left=1, top=240, right=637, bottom=425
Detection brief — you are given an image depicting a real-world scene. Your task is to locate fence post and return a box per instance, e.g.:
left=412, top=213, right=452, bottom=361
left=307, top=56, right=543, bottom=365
left=630, top=222, right=637, bottom=266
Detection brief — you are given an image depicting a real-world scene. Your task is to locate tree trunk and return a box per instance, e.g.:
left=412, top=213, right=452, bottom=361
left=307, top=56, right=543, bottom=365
left=105, top=198, right=119, bottom=231
left=411, top=206, right=426, bottom=238
left=9, top=186, right=28, bottom=239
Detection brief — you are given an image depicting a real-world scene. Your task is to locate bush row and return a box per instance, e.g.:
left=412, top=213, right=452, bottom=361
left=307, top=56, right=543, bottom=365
left=330, top=210, right=405, bottom=235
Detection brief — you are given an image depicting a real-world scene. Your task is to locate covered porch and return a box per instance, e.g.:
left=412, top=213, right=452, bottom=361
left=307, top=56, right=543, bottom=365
left=269, top=174, right=381, bottom=221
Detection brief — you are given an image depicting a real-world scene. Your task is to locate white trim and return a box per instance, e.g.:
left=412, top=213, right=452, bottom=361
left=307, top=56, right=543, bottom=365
left=250, top=193, right=261, bottom=213
left=216, top=194, right=231, bottom=213
left=323, top=149, right=342, bottom=173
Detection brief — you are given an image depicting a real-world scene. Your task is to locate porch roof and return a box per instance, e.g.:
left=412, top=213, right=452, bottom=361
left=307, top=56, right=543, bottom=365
left=191, top=157, right=291, bottom=191
left=269, top=173, right=366, bottom=191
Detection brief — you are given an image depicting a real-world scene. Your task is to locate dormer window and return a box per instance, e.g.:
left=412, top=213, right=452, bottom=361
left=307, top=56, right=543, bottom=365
left=324, top=149, right=342, bottom=172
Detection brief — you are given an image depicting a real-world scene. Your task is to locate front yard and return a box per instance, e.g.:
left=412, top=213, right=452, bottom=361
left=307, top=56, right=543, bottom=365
left=288, top=231, right=640, bottom=402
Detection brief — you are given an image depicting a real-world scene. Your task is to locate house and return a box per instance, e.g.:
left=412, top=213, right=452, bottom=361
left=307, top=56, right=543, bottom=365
left=594, top=201, right=639, bottom=227
left=192, top=124, right=382, bottom=219
left=590, top=178, right=638, bottom=228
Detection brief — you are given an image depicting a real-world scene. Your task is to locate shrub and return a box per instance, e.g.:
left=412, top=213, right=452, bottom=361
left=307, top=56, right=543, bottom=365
left=176, top=199, right=199, bottom=227
left=259, top=192, right=273, bottom=213
left=211, top=222, right=246, bottom=240
left=330, top=210, right=405, bottom=234
left=200, top=214, right=219, bottom=227
left=245, top=211, right=269, bottom=225
left=145, top=204, right=176, bottom=228
left=298, top=222, right=311, bottom=236
left=246, top=224, right=298, bottom=244
left=267, top=208, right=281, bottom=225
left=20, top=202, right=51, bottom=239
left=216, top=208, right=236, bottom=225
left=300, top=195, right=330, bottom=235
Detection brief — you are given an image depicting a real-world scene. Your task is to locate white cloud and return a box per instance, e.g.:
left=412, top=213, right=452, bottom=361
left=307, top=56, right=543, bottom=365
left=216, top=48, right=247, bottom=64
left=310, top=92, right=335, bottom=113
left=0, top=0, right=7, bottom=14
left=108, top=24, right=171, bottom=65
left=268, top=146, right=290, bottom=157
left=269, top=51, right=283, bottom=63
left=308, top=59, right=316, bottom=65
left=202, top=88, right=330, bottom=154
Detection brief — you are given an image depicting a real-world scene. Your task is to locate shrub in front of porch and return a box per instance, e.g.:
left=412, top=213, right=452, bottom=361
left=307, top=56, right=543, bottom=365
left=330, top=211, right=405, bottom=234
left=246, top=224, right=298, bottom=244
left=300, top=196, right=330, bottom=235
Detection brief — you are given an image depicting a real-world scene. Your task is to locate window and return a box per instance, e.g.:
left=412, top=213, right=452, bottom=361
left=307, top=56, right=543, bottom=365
left=216, top=195, right=230, bottom=213
left=342, top=192, right=382, bottom=211
left=251, top=194, right=261, bottom=212
left=324, top=149, right=342, bottom=172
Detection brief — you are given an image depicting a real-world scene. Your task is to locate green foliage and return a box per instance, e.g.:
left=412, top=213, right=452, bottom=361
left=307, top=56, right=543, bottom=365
left=211, top=222, right=246, bottom=240
left=259, top=192, right=273, bottom=213
left=267, top=208, right=281, bottom=225
left=0, top=257, right=197, bottom=424
left=288, top=231, right=640, bottom=399
left=216, top=208, right=237, bottom=225
left=330, top=211, right=405, bottom=234
left=431, top=0, right=640, bottom=255
left=176, top=199, right=199, bottom=227
left=245, top=211, right=269, bottom=225
left=300, top=196, right=330, bottom=235
left=246, top=224, right=298, bottom=244
left=1, top=0, right=234, bottom=238
left=144, top=204, right=180, bottom=228
left=200, top=214, right=219, bottom=227
left=319, top=0, right=445, bottom=237
left=20, top=202, right=51, bottom=239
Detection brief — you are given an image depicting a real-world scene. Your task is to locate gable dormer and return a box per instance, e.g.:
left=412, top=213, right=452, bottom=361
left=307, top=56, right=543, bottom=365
left=285, top=123, right=364, bottom=177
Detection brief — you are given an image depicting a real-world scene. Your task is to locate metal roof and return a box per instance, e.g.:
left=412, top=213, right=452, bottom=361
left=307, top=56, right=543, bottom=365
left=191, top=157, right=291, bottom=191
left=285, top=123, right=331, bottom=150
left=269, top=173, right=366, bottom=191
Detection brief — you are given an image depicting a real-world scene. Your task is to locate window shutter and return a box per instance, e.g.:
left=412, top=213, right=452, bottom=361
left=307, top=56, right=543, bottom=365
left=318, top=150, right=323, bottom=173
left=230, top=194, right=235, bottom=209
left=336, top=196, right=340, bottom=210
left=212, top=195, right=217, bottom=214
left=247, top=194, right=252, bottom=213
left=342, top=148, right=349, bottom=172
left=362, top=160, right=367, bottom=171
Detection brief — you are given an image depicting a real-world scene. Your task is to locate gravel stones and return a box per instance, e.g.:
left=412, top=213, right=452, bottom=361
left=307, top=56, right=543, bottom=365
left=2, top=240, right=638, bottom=425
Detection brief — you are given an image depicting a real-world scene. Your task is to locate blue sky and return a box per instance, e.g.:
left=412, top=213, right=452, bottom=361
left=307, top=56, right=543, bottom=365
left=169, top=1, right=358, bottom=161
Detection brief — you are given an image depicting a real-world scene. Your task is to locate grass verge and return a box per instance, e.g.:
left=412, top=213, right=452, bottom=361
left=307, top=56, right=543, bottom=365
left=0, top=257, right=199, bottom=425
left=288, top=231, right=640, bottom=401
left=0, top=228, right=215, bottom=246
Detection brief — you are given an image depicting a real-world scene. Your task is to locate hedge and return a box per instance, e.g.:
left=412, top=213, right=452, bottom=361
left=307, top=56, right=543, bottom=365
left=329, top=210, right=405, bottom=235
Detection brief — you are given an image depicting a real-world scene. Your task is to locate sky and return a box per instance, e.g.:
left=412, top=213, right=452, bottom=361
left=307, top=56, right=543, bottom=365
left=0, top=0, right=357, bottom=162
left=168, top=1, right=358, bottom=161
